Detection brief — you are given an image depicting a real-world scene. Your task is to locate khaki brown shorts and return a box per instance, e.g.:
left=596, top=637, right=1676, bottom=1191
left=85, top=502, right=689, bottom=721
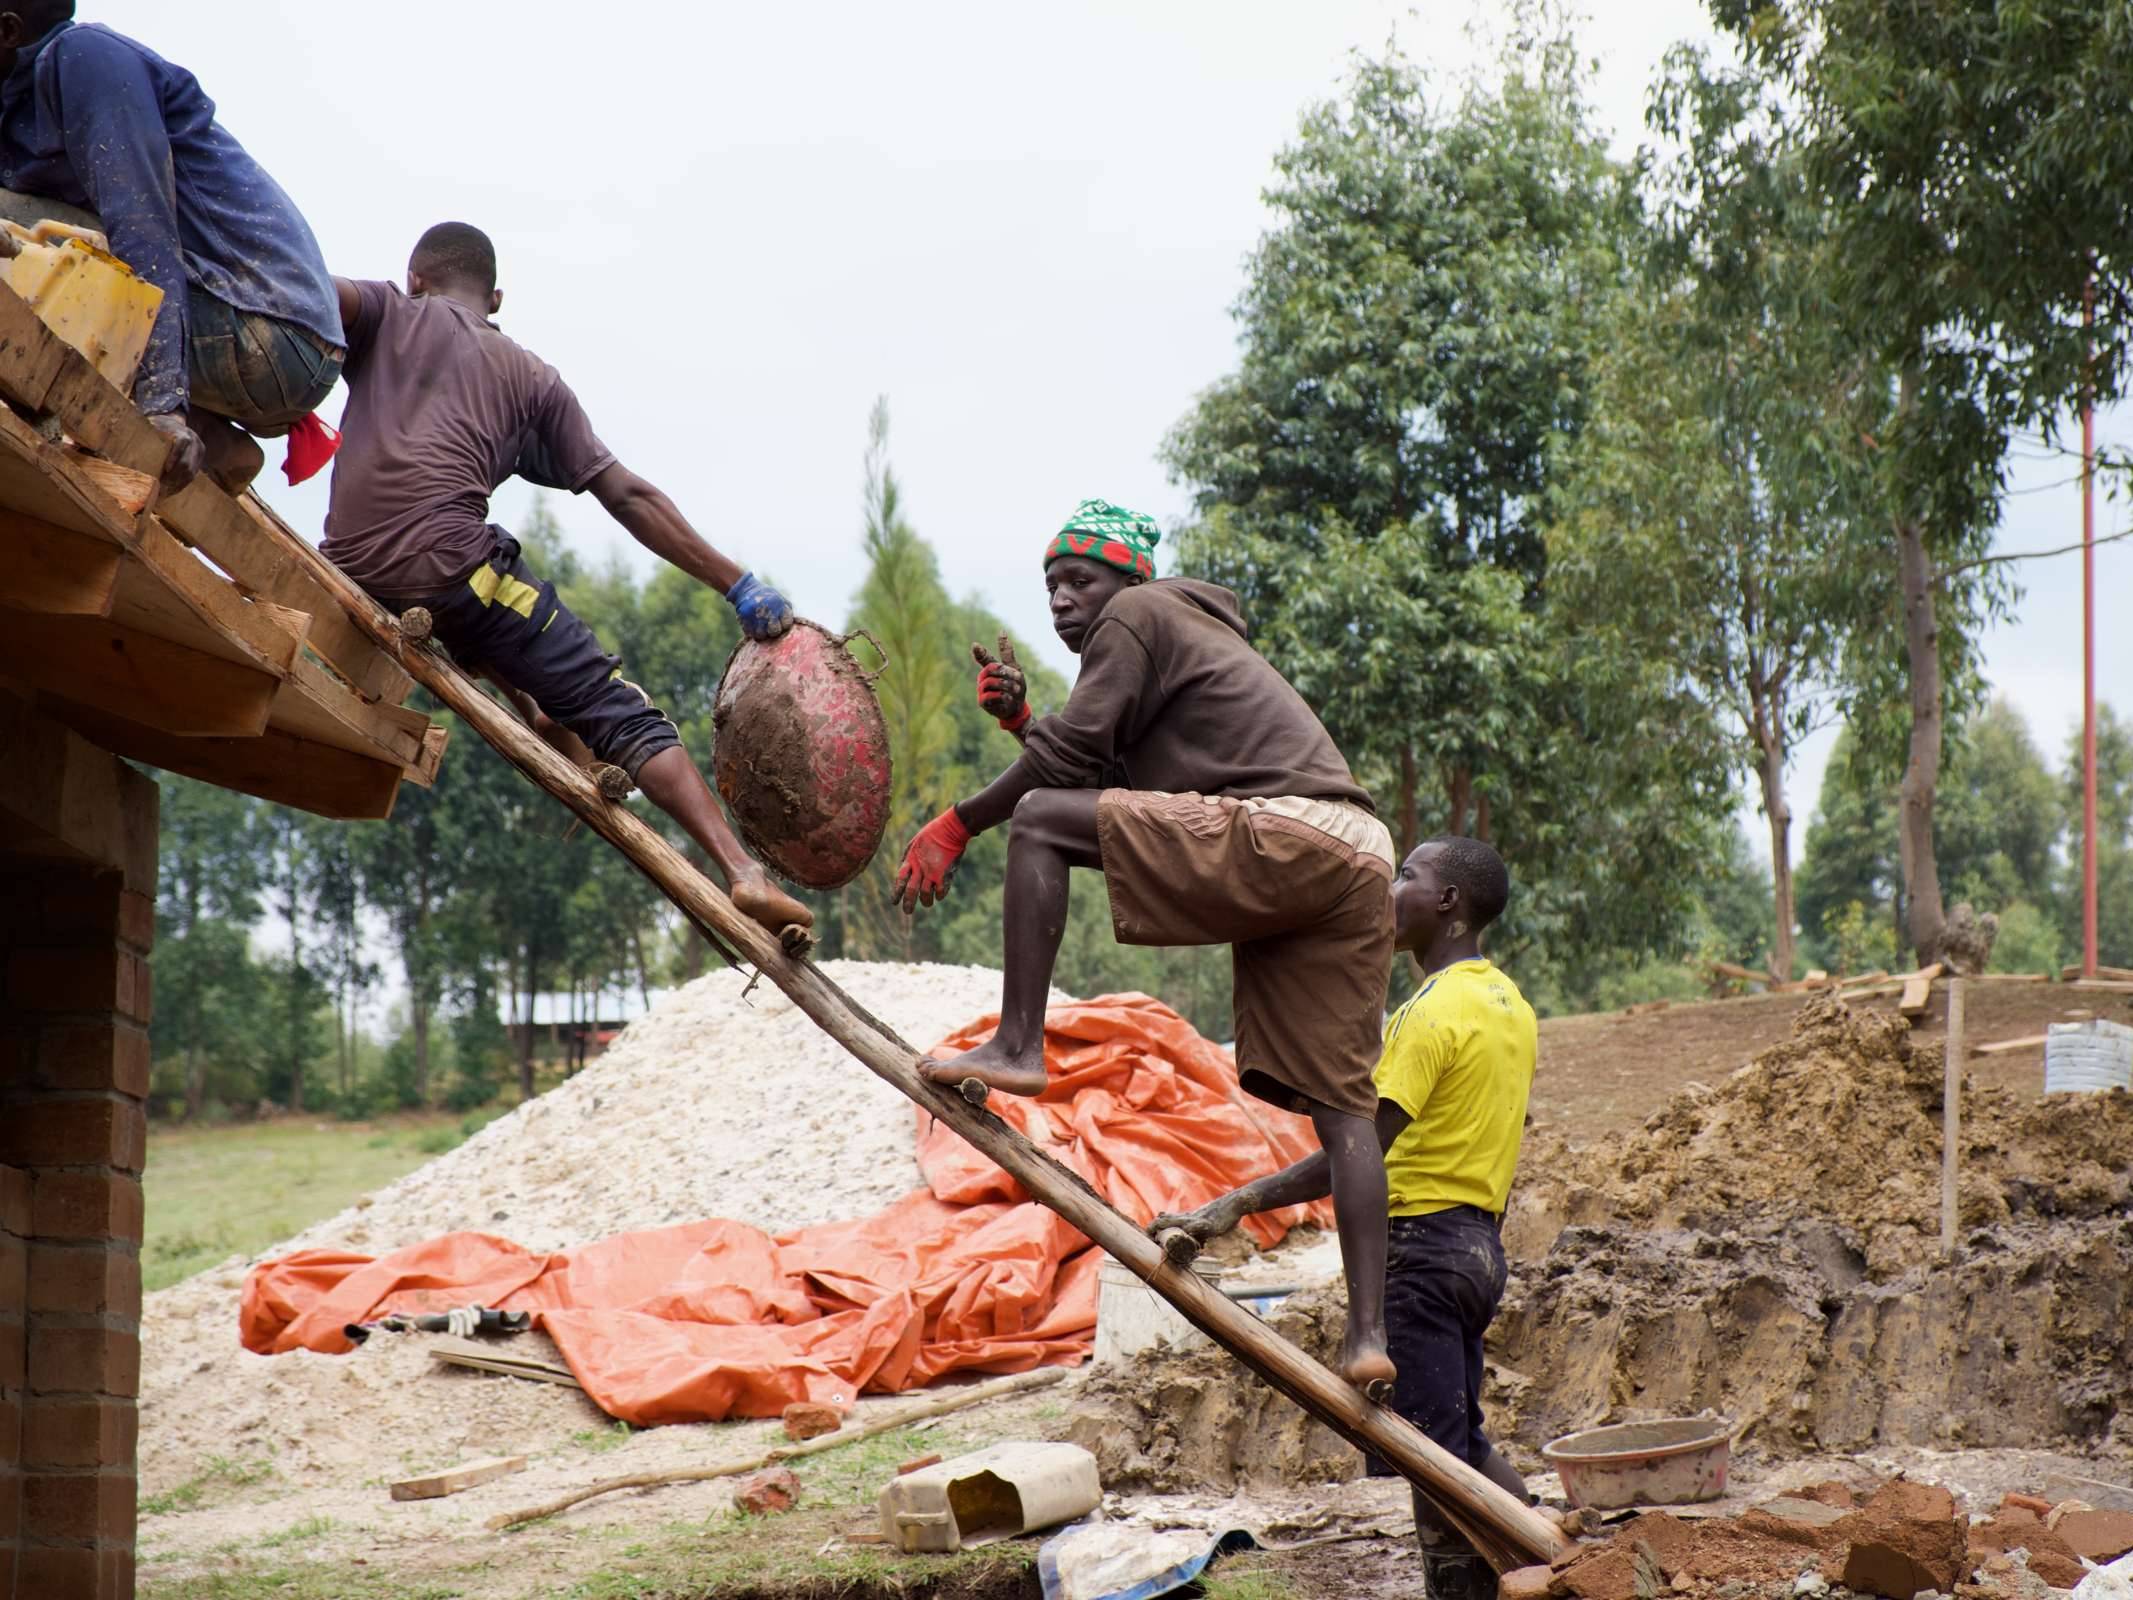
left=1094, top=790, right=1394, bottom=1119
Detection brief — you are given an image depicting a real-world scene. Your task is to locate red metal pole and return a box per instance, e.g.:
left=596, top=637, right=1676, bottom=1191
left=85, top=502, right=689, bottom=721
left=2084, top=281, right=2099, bottom=978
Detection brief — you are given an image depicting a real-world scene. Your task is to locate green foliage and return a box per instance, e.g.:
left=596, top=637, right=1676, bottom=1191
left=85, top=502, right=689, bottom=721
left=1797, top=699, right=2098, bottom=970
left=1165, top=34, right=1736, bottom=983
left=1820, top=901, right=1899, bottom=980
left=840, top=399, right=969, bottom=960
left=1552, top=53, right=1891, bottom=975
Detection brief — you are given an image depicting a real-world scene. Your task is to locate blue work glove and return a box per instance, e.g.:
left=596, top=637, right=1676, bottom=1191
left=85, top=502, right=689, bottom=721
left=727, top=572, right=795, bottom=641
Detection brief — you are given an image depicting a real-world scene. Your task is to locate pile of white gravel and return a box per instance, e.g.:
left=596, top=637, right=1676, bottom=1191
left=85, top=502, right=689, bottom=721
left=276, top=960, right=1023, bottom=1258
left=141, top=960, right=1040, bottom=1490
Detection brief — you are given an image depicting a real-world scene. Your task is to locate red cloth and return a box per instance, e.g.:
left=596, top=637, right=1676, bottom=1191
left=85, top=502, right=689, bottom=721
left=281, top=412, right=341, bottom=485
left=239, top=994, right=1332, bottom=1425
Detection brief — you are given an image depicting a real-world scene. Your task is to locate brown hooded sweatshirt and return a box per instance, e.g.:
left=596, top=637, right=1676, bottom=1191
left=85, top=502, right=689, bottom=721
left=1012, top=578, right=1374, bottom=809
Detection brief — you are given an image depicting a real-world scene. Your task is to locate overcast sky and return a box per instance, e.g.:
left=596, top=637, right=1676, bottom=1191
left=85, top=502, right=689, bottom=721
left=98, top=0, right=2132, bottom=873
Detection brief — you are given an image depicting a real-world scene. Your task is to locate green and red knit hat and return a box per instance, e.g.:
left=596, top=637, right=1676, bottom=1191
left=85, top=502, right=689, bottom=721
left=1042, top=498, right=1160, bottom=580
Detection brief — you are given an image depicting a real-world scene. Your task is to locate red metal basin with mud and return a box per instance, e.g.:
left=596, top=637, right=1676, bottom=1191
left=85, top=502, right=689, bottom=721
left=714, top=620, right=894, bottom=891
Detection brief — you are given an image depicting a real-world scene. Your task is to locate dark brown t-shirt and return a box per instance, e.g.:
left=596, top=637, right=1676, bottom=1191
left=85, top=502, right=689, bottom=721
left=1014, top=578, right=1374, bottom=808
left=321, top=281, right=616, bottom=600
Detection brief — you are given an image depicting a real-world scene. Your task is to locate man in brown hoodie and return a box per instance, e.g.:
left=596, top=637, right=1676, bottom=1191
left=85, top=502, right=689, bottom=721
left=891, top=498, right=1398, bottom=1395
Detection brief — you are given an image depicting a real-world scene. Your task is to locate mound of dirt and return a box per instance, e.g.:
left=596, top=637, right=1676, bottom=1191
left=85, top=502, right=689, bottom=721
left=1510, top=995, right=2133, bottom=1278
left=1061, top=1284, right=1365, bottom=1492
left=140, top=960, right=1028, bottom=1494
left=1065, top=998, right=2133, bottom=1487
left=1492, top=1215, right=2133, bottom=1459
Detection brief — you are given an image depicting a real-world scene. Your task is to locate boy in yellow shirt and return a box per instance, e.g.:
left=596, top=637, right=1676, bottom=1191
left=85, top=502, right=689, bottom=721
left=1151, top=834, right=1537, bottom=1600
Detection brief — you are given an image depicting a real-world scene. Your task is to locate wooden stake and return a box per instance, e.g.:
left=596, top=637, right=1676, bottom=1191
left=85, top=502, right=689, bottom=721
left=242, top=495, right=1570, bottom=1574
left=488, top=1367, right=1065, bottom=1530
left=1942, top=976, right=1963, bottom=1258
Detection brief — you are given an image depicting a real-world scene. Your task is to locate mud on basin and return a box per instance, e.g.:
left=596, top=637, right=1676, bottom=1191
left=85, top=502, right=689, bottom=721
left=1541, top=1418, right=1733, bottom=1510
left=713, top=620, right=893, bottom=890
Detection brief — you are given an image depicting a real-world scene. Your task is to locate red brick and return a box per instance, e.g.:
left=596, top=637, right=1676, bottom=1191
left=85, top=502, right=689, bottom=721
left=0, top=1547, right=14, bottom=1600
left=4, top=947, right=126, bottom=1014
left=34, top=878, right=123, bottom=940
left=0, top=1233, right=24, bottom=1304
left=0, top=1097, right=146, bottom=1170
left=35, top=1025, right=151, bottom=1100
left=31, top=1173, right=143, bottom=1245
left=27, top=1328, right=139, bottom=1398
left=0, top=1029, right=29, bottom=1087
left=118, top=890, right=153, bottom=950
left=0, top=1163, right=30, bottom=1235
left=101, top=1543, right=136, bottom=1596
left=0, top=1467, right=19, bottom=1539
left=28, top=1246, right=137, bottom=1321
left=22, top=1397, right=133, bottom=1470
left=24, top=1469, right=133, bottom=1541
left=17, top=1543, right=97, bottom=1596
left=0, top=1321, right=24, bottom=1387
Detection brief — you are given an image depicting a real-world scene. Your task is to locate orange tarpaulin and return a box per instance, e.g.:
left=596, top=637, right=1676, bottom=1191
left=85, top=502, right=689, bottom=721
left=240, top=995, right=1334, bottom=1425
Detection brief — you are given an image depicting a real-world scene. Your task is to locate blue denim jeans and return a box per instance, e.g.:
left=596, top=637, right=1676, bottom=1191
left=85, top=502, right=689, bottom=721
left=186, top=285, right=343, bottom=434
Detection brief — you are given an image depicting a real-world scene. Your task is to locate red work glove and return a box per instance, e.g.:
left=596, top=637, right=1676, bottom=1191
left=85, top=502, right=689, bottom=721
left=894, top=807, right=971, bottom=912
left=972, top=636, right=1029, bottom=734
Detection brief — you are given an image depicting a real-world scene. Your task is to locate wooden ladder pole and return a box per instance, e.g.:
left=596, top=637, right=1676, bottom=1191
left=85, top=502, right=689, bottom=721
left=242, top=493, right=1571, bottom=1573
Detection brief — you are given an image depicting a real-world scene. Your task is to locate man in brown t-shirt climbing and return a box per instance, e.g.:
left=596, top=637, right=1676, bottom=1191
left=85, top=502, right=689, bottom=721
left=321, top=222, right=811, bottom=943
left=892, top=499, right=1399, bottom=1397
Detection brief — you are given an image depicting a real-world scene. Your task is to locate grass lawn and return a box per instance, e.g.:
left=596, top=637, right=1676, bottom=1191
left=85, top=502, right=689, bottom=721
left=142, top=1113, right=486, bottom=1291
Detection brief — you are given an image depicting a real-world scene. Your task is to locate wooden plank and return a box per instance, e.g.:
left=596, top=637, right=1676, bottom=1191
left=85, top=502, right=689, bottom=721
left=1899, top=962, right=1946, bottom=1018
left=116, top=517, right=308, bottom=678
left=1973, top=972, right=2050, bottom=985
left=2065, top=979, right=2133, bottom=993
left=268, top=653, right=428, bottom=769
left=428, top=1340, right=583, bottom=1389
left=234, top=491, right=414, bottom=706
left=72, top=455, right=156, bottom=516
left=0, top=279, right=414, bottom=708
left=0, top=281, right=75, bottom=413
left=290, top=532, right=1569, bottom=1575
left=0, top=614, right=275, bottom=738
left=0, top=509, right=121, bottom=616
left=37, top=695, right=406, bottom=820
left=389, top=1455, right=527, bottom=1503
left=2063, top=963, right=2133, bottom=983
left=1972, top=1034, right=2048, bottom=1056
left=409, top=722, right=449, bottom=789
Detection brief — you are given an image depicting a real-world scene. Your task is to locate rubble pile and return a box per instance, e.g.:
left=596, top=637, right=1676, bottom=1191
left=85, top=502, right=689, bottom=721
left=1507, top=1478, right=2133, bottom=1599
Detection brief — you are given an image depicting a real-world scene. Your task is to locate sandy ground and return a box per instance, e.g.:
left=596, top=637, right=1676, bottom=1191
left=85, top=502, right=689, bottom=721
left=135, top=969, right=2133, bottom=1597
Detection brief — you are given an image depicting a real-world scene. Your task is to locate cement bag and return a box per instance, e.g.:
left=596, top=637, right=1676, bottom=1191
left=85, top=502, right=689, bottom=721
left=2045, top=1019, right=2133, bottom=1095
left=713, top=621, right=892, bottom=890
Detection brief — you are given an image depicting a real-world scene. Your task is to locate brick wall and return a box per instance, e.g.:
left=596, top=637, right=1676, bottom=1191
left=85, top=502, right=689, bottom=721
left=0, top=866, right=155, bottom=1600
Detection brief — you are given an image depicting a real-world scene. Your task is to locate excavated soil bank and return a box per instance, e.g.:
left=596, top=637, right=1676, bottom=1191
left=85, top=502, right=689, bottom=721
left=1068, top=999, right=2133, bottom=1489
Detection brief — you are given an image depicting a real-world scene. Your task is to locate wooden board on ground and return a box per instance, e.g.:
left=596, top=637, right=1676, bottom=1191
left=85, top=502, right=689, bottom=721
left=428, top=1338, right=584, bottom=1391
left=1972, top=1034, right=2048, bottom=1056
left=1974, top=972, right=2051, bottom=984
left=2064, top=964, right=2133, bottom=983
left=1899, top=963, right=1945, bottom=1018
left=390, top=1455, right=528, bottom=1502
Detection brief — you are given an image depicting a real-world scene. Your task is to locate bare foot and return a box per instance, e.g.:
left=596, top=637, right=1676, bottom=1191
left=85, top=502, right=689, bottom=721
left=918, top=1035, right=1050, bottom=1098
left=1343, top=1340, right=1396, bottom=1404
left=730, top=869, right=812, bottom=940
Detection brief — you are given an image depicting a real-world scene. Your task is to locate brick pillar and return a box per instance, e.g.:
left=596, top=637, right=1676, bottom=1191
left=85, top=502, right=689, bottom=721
left=0, top=852, right=155, bottom=1600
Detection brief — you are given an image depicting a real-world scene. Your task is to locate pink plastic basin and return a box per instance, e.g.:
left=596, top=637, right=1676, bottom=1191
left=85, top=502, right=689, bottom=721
left=1541, top=1419, right=1733, bottom=1511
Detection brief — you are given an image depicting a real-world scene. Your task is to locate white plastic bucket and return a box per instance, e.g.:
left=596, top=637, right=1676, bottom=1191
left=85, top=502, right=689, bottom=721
left=2045, top=1019, right=2133, bottom=1094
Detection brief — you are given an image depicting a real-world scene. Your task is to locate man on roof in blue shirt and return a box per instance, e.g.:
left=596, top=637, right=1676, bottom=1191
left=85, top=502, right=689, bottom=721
left=0, top=3, right=344, bottom=492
